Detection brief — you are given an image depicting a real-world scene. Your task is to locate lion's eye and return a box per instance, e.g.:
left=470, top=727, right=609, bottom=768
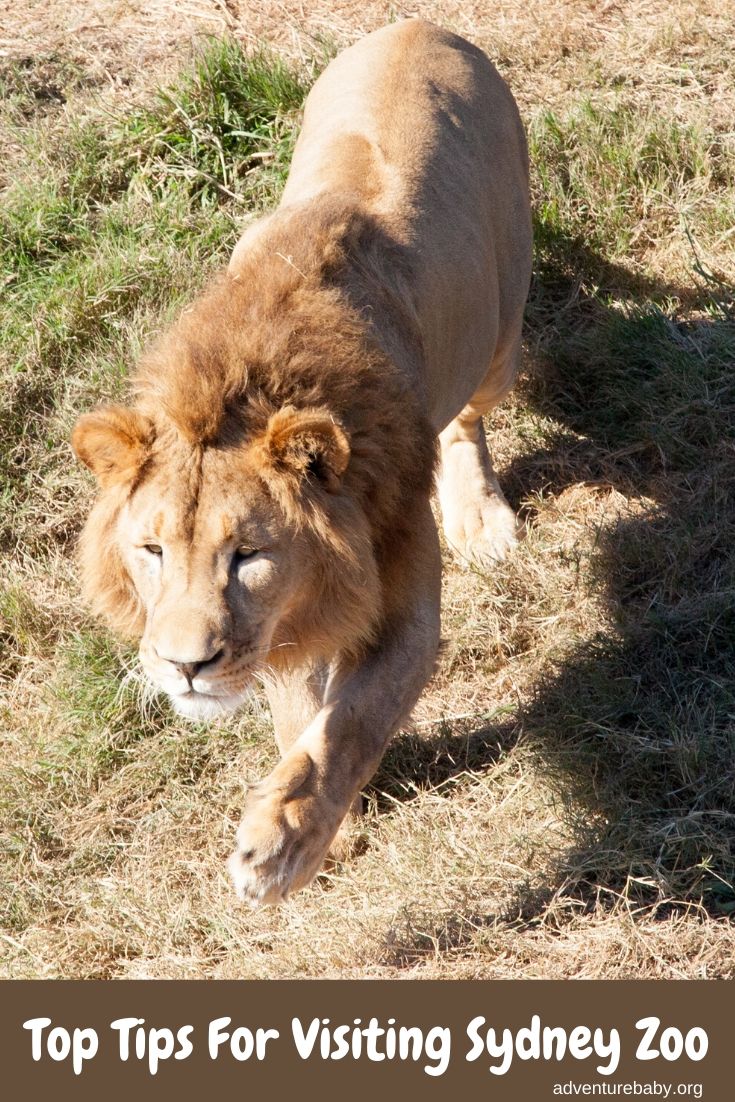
left=234, top=547, right=258, bottom=564
left=143, top=543, right=163, bottom=556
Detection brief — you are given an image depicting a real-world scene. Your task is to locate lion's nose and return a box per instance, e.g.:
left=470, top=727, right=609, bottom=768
left=157, top=648, right=224, bottom=686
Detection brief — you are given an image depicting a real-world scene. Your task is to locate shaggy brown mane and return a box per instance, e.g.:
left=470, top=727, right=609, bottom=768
left=133, top=194, right=436, bottom=552
left=76, top=194, right=437, bottom=657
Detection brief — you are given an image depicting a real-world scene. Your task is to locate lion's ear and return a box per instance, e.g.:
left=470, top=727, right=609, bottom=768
left=261, top=406, right=350, bottom=492
left=71, top=406, right=154, bottom=488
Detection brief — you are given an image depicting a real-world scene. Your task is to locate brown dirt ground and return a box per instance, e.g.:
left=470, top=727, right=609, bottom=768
left=3, top=1, right=732, bottom=114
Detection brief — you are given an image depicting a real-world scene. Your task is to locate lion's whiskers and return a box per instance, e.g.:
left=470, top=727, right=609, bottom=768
left=116, top=660, right=163, bottom=724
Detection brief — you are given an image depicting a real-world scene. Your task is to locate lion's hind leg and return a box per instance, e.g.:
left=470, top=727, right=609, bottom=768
left=437, top=338, right=523, bottom=567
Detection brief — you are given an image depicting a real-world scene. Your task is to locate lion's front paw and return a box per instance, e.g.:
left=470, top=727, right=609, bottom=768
left=227, top=750, right=341, bottom=906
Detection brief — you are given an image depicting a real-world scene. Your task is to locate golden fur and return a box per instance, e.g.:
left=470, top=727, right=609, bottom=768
left=74, top=196, right=435, bottom=673
left=72, top=20, right=532, bottom=903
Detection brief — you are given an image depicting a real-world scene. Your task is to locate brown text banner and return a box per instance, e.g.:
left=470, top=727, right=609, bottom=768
left=0, top=980, right=730, bottom=1100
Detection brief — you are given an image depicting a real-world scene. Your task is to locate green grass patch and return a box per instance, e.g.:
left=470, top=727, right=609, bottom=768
left=0, top=39, right=315, bottom=554
left=0, top=39, right=315, bottom=950
left=530, top=97, right=735, bottom=269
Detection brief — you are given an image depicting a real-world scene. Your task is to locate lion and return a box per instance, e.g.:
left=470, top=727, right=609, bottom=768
left=71, top=19, right=532, bottom=905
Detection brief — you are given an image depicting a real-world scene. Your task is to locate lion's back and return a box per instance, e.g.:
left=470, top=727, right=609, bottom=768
left=283, top=19, right=532, bottom=430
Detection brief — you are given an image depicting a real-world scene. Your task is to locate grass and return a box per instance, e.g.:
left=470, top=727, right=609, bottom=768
left=0, top=40, right=312, bottom=554
left=530, top=100, right=735, bottom=263
left=1, top=11, right=735, bottom=978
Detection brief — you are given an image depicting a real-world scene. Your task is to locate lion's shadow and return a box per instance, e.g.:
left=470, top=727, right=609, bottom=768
left=369, top=227, right=735, bottom=956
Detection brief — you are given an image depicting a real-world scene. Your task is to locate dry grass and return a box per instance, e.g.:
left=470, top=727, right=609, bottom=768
left=1, top=2, right=734, bottom=979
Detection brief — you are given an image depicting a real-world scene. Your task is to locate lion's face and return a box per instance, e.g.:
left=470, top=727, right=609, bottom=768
left=121, top=443, right=309, bottom=720
left=72, top=403, right=370, bottom=722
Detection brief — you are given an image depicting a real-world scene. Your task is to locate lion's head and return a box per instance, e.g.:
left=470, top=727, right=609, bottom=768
left=73, top=399, right=375, bottom=720
left=71, top=198, right=435, bottom=720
